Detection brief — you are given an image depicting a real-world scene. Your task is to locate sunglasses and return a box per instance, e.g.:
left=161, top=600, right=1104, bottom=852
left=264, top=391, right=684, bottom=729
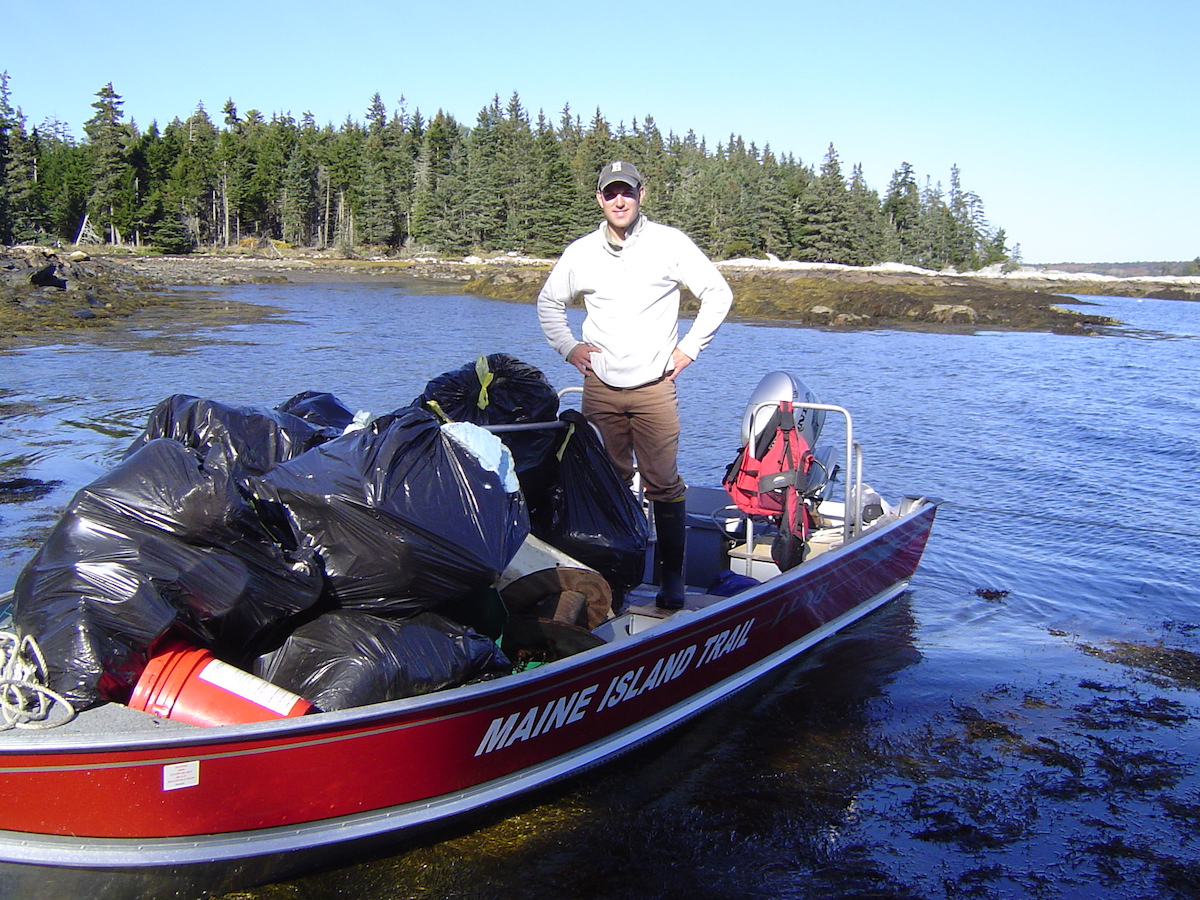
left=601, top=185, right=639, bottom=201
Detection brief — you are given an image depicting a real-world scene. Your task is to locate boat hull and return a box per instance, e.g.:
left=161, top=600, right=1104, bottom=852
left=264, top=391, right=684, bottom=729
left=0, top=499, right=937, bottom=899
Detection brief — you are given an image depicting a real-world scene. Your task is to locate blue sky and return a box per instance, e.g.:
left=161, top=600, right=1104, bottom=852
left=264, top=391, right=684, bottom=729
left=4, top=0, right=1196, bottom=264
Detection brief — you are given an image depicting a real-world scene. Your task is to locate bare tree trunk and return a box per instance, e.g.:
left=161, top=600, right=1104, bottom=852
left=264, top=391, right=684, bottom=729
left=222, top=167, right=231, bottom=247
left=323, top=173, right=332, bottom=249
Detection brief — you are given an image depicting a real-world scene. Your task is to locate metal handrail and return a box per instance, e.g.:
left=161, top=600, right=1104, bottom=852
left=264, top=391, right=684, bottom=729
left=745, top=400, right=860, bottom=542
left=482, top=420, right=569, bottom=434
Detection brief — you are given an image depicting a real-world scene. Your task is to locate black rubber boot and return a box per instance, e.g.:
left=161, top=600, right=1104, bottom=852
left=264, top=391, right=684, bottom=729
left=653, top=499, right=687, bottom=610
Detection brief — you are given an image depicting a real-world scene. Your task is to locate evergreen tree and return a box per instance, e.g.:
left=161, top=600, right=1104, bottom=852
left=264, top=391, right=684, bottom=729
left=846, top=163, right=892, bottom=266
left=322, top=118, right=364, bottom=249
left=0, top=72, right=39, bottom=243
left=246, top=113, right=295, bottom=239
left=913, top=177, right=953, bottom=269
left=710, top=135, right=757, bottom=257
left=752, top=148, right=792, bottom=259
left=168, top=104, right=220, bottom=246
left=526, top=111, right=578, bottom=255
left=358, top=131, right=397, bottom=246
left=0, top=71, right=17, bottom=242
left=945, top=164, right=980, bottom=270
left=464, top=96, right=505, bottom=249
left=151, top=214, right=194, bottom=254
left=31, top=120, right=90, bottom=241
left=631, top=116, right=668, bottom=211
left=793, top=144, right=855, bottom=264
left=388, top=100, right=419, bottom=247
left=125, top=122, right=157, bottom=245
left=82, top=83, right=134, bottom=244
left=280, top=143, right=316, bottom=245
left=883, top=162, right=921, bottom=264
left=410, top=110, right=467, bottom=252
left=215, top=101, right=252, bottom=246
left=0, top=78, right=1016, bottom=263
left=979, top=228, right=1011, bottom=268
left=669, top=130, right=716, bottom=255
left=496, top=92, right=535, bottom=251
left=365, top=93, right=387, bottom=135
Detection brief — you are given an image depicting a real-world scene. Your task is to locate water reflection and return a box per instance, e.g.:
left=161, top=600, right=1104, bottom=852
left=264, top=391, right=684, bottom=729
left=1, top=282, right=1199, bottom=898
left=242, top=599, right=923, bottom=900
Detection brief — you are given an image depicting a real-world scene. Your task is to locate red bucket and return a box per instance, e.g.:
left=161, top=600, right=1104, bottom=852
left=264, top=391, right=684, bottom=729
left=129, top=641, right=313, bottom=726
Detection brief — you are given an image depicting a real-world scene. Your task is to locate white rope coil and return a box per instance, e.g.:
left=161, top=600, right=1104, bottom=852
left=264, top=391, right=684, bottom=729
left=0, top=631, right=76, bottom=730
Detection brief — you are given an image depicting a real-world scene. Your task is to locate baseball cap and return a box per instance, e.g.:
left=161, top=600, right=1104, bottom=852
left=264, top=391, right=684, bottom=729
left=597, top=161, right=643, bottom=191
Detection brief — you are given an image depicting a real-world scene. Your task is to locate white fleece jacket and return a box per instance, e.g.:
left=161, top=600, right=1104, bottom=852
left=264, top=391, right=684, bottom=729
left=536, top=216, right=733, bottom=388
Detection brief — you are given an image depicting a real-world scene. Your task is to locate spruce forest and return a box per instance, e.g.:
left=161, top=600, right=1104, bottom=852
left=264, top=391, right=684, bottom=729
left=0, top=78, right=1015, bottom=270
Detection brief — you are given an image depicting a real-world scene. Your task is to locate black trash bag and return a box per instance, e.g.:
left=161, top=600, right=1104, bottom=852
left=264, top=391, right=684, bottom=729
left=249, top=406, right=529, bottom=614
left=528, top=410, right=648, bottom=592
left=126, top=394, right=339, bottom=477
left=12, top=439, right=325, bottom=708
left=254, top=609, right=512, bottom=711
left=415, top=353, right=560, bottom=475
left=277, top=390, right=357, bottom=433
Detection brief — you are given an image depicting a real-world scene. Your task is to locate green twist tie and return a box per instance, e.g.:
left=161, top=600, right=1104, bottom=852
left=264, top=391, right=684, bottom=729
left=555, top=422, right=576, bottom=461
left=475, top=356, right=494, bottom=410
left=425, top=400, right=451, bottom=423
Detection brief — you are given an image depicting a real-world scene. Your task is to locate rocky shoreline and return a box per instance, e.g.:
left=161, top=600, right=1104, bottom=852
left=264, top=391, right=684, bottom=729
left=4, top=246, right=1198, bottom=343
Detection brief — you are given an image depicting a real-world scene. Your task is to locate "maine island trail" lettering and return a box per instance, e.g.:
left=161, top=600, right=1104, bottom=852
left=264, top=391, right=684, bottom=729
left=474, top=617, right=755, bottom=757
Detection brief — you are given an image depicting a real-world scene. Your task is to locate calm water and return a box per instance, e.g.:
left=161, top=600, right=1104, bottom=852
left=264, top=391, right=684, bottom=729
left=2, top=284, right=1198, bottom=898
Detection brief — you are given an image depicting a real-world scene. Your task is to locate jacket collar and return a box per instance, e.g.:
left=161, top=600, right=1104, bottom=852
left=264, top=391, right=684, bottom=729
left=601, top=212, right=646, bottom=253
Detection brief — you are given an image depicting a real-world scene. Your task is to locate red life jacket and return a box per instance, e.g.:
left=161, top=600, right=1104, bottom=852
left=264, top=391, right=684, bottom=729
left=722, top=401, right=814, bottom=569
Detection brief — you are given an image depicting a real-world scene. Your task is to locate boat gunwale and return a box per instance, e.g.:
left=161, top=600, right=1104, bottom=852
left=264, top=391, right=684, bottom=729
left=0, top=573, right=919, bottom=868
left=0, top=499, right=938, bottom=758
left=0, top=501, right=936, bottom=763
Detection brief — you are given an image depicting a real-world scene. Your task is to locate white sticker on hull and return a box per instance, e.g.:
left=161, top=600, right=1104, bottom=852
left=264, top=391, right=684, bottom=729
left=163, top=760, right=200, bottom=791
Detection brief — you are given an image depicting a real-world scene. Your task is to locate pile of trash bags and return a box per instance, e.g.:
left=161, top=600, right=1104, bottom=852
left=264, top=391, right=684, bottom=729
left=11, top=354, right=648, bottom=713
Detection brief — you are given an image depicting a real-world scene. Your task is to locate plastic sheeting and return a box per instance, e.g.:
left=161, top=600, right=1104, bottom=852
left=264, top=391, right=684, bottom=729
left=11, top=439, right=325, bottom=707
left=527, top=410, right=648, bottom=592
left=249, top=406, right=529, bottom=615
left=416, top=353, right=560, bottom=475
left=12, top=367, right=647, bottom=713
left=254, top=609, right=511, bottom=711
left=126, top=393, right=342, bottom=476
left=276, top=390, right=357, bottom=433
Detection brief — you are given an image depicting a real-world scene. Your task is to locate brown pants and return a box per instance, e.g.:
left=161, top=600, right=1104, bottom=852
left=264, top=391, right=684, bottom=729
left=582, top=375, right=685, bottom=502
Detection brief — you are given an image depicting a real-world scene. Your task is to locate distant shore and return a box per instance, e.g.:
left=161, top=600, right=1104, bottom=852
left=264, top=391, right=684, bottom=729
left=4, top=246, right=1198, bottom=343
left=114, top=250, right=1200, bottom=334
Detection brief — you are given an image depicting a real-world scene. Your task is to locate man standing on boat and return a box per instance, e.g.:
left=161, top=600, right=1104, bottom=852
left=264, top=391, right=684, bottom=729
left=537, top=160, right=733, bottom=609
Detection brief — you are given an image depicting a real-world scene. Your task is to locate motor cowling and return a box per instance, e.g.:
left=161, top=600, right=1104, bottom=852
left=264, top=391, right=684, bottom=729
left=739, top=372, right=824, bottom=450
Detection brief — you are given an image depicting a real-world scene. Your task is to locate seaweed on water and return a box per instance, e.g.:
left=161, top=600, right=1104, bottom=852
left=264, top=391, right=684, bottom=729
left=954, top=703, right=1022, bottom=744
left=1069, top=695, right=1191, bottom=731
left=974, top=588, right=1010, bottom=602
left=0, top=477, right=62, bottom=504
left=1082, top=639, right=1200, bottom=690
left=1089, top=736, right=1187, bottom=793
left=1159, top=792, right=1200, bottom=827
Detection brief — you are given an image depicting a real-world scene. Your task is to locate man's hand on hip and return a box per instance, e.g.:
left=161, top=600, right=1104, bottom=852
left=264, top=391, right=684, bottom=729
left=666, top=348, right=694, bottom=381
left=568, top=342, right=601, bottom=375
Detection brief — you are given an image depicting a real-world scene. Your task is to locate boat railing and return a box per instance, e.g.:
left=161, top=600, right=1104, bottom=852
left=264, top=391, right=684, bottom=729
left=477, top=385, right=583, bottom=434
left=743, top=400, right=863, bottom=543
left=481, top=420, right=570, bottom=434
left=543, top=390, right=864, bottom=544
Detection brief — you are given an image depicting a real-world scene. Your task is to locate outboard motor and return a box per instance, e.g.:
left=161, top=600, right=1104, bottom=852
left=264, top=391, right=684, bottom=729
left=723, top=372, right=824, bottom=571
left=740, top=371, right=824, bottom=451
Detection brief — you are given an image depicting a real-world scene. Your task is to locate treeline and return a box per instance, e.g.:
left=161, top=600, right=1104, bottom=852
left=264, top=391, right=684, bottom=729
left=0, top=76, right=1015, bottom=270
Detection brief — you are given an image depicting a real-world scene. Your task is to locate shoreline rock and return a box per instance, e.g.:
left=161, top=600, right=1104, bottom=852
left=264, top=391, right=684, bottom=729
left=5, top=247, right=1198, bottom=342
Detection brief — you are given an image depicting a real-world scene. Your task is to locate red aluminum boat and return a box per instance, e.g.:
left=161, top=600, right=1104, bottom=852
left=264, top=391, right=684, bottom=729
left=0, top=378, right=938, bottom=900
